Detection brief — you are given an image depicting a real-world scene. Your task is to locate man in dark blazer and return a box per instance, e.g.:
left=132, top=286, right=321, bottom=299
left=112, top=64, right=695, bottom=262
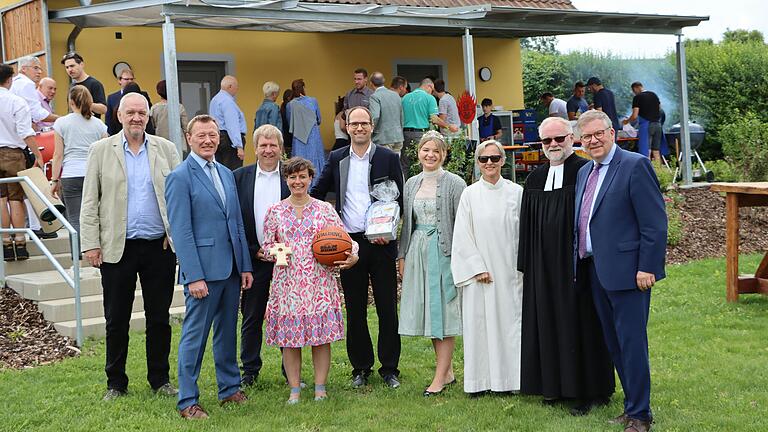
left=165, top=114, right=254, bottom=419
left=233, top=124, right=290, bottom=386
left=311, top=106, right=404, bottom=389
left=574, top=110, right=667, bottom=432
left=105, top=68, right=134, bottom=135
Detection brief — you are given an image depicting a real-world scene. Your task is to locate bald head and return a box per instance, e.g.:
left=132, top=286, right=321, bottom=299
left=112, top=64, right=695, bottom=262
left=38, top=77, right=57, bottom=100
left=118, top=92, right=149, bottom=113
left=221, top=75, right=239, bottom=96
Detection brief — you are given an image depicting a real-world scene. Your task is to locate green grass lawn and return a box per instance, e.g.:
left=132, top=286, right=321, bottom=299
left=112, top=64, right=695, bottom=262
left=1, top=255, right=768, bottom=431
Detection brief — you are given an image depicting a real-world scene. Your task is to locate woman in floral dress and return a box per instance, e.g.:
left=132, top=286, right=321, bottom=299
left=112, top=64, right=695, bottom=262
left=262, top=157, right=359, bottom=404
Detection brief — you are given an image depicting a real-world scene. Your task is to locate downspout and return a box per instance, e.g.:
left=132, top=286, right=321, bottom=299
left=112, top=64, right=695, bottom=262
left=66, top=26, right=82, bottom=53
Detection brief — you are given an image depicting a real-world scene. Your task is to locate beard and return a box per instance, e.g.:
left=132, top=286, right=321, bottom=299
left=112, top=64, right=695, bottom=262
left=543, top=146, right=572, bottom=163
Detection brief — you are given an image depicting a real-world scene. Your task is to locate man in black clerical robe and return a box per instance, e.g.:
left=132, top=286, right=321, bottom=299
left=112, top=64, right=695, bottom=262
left=517, top=117, right=615, bottom=416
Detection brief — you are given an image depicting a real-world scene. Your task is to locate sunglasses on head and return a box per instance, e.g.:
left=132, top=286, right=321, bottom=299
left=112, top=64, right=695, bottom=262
left=478, top=155, right=502, bottom=163
left=541, top=135, right=569, bottom=145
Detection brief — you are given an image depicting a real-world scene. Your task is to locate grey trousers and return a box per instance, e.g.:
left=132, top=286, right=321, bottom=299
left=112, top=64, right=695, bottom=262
left=60, top=176, right=84, bottom=235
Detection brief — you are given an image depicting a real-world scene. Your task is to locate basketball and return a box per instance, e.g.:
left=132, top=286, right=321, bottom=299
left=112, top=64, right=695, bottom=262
left=312, top=226, right=353, bottom=266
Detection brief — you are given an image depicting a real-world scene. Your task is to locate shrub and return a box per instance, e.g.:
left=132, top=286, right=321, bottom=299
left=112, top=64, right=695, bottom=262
left=706, top=159, right=742, bottom=182
left=654, top=163, right=676, bottom=191
left=719, top=112, right=768, bottom=181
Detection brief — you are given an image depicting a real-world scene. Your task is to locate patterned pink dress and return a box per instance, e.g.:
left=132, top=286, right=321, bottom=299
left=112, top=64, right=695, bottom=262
left=262, top=198, right=357, bottom=348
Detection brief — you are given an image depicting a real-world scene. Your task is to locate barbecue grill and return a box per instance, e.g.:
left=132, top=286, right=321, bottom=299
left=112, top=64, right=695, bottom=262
left=666, top=122, right=714, bottom=182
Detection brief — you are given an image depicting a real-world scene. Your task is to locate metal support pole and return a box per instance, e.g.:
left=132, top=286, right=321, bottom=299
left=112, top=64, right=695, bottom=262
left=676, top=34, right=693, bottom=185
left=162, top=15, right=184, bottom=157
left=462, top=28, right=479, bottom=143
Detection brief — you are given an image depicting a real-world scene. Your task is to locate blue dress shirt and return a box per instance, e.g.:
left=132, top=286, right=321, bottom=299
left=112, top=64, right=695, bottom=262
left=124, top=134, right=166, bottom=240
left=209, top=90, right=246, bottom=149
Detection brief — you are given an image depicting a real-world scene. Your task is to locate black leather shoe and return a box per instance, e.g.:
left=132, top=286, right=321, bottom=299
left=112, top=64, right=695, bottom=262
left=241, top=374, right=258, bottom=387
left=32, top=229, right=58, bottom=239
left=570, top=396, right=611, bottom=416
left=382, top=374, right=401, bottom=389
left=423, top=386, right=444, bottom=397
left=351, top=374, right=368, bottom=388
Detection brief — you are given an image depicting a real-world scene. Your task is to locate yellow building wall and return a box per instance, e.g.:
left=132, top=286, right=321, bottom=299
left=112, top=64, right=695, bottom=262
left=47, top=23, right=524, bottom=164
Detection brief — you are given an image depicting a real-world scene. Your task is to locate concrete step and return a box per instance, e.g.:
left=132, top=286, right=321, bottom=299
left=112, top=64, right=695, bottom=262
left=38, top=285, right=186, bottom=322
left=6, top=269, right=102, bottom=301
left=4, top=252, right=92, bottom=276
left=55, top=306, right=187, bottom=339
left=26, top=233, right=75, bottom=256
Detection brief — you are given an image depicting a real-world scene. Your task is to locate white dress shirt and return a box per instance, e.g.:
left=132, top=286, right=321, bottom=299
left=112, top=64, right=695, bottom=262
left=585, top=143, right=618, bottom=255
left=254, top=162, right=281, bottom=245
left=544, top=164, right=564, bottom=191
left=0, top=87, right=35, bottom=149
left=342, top=143, right=372, bottom=233
left=10, top=74, right=50, bottom=123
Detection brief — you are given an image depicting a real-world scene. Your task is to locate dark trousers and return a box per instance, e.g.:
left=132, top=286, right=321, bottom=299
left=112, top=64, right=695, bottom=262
left=101, top=237, right=176, bottom=391
left=216, top=131, right=245, bottom=171
left=239, top=276, right=271, bottom=376
left=340, top=234, right=400, bottom=377
left=60, top=177, right=84, bottom=235
left=586, top=258, right=652, bottom=421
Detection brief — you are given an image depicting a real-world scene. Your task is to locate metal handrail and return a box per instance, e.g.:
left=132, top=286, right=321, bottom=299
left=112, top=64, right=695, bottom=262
left=0, top=176, right=82, bottom=347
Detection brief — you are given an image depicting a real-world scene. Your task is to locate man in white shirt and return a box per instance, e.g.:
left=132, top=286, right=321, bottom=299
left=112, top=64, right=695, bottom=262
left=36, top=77, right=57, bottom=130
left=11, top=56, right=59, bottom=126
left=434, top=79, right=461, bottom=137
left=540, top=92, right=569, bottom=120
left=0, top=64, right=43, bottom=261
left=311, top=106, right=404, bottom=390
left=233, top=124, right=290, bottom=386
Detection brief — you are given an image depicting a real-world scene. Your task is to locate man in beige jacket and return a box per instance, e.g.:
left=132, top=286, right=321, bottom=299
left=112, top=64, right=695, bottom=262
left=80, top=92, right=181, bottom=401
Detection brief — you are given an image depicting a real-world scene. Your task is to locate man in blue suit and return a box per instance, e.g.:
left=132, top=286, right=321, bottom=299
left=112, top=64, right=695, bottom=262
left=166, top=114, right=254, bottom=419
left=574, top=110, right=667, bottom=432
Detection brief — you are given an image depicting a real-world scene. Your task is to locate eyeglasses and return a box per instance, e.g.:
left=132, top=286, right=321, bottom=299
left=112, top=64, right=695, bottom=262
left=348, top=122, right=371, bottom=129
left=580, top=128, right=611, bottom=142
left=478, top=155, right=502, bottom=163
left=541, top=135, right=569, bottom=145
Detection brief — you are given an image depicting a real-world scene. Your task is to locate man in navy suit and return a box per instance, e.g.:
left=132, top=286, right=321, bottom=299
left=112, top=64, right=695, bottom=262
left=574, top=110, right=667, bottom=432
left=166, top=115, right=254, bottom=419
left=311, top=106, right=404, bottom=389
left=233, top=124, right=290, bottom=386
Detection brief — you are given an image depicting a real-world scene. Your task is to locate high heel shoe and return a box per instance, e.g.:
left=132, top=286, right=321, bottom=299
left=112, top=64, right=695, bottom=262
left=423, top=386, right=445, bottom=397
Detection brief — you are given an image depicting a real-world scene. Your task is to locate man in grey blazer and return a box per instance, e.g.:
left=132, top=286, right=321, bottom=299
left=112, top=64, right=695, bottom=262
left=368, top=72, right=404, bottom=155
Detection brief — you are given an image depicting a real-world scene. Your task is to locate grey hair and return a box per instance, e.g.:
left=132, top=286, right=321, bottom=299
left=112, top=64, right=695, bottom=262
left=475, top=139, right=506, bottom=166
left=420, top=78, right=434, bottom=87
left=575, top=109, right=612, bottom=138
left=370, top=72, right=385, bottom=87
left=118, top=92, right=149, bottom=112
left=538, top=116, right=573, bottom=138
left=262, top=81, right=279, bottom=97
left=18, top=56, right=39, bottom=68
left=253, top=123, right=284, bottom=150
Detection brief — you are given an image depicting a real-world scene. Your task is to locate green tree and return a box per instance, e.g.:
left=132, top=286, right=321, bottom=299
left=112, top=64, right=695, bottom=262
left=520, top=36, right=558, bottom=54
left=722, top=29, right=764, bottom=44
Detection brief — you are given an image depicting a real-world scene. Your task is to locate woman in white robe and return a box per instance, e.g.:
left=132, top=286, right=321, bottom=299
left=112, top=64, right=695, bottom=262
left=451, top=140, right=524, bottom=394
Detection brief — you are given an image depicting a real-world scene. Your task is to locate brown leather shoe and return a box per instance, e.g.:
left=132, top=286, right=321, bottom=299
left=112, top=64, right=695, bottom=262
left=179, top=404, right=209, bottom=420
left=220, top=390, right=248, bottom=406
left=624, top=418, right=652, bottom=432
left=609, top=413, right=630, bottom=425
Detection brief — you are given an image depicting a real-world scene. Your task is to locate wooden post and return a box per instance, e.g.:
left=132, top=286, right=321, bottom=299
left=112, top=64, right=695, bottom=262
left=725, top=193, right=740, bottom=302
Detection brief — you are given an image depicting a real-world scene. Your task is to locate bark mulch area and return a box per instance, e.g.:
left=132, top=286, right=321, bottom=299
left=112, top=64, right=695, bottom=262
left=0, top=287, right=79, bottom=369
left=666, top=187, right=768, bottom=265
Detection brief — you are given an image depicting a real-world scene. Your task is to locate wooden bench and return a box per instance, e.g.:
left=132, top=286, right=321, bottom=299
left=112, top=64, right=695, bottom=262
left=709, top=182, right=768, bottom=302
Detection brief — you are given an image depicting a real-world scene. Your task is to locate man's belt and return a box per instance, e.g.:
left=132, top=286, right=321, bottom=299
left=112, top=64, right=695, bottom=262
left=403, top=128, right=428, bottom=132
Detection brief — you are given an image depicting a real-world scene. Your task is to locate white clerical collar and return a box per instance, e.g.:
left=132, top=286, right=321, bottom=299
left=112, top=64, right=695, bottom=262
left=544, top=164, right=564, bottom=191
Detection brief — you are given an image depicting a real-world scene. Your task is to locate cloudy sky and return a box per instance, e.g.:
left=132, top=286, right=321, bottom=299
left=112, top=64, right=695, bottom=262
left=556, top=0, right=768, bottom=58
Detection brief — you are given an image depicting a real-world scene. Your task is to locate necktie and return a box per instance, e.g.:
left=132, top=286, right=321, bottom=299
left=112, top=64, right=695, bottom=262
left=578, top=163, right=602, bottom=259
left=206, top=161, right=226, bottom=205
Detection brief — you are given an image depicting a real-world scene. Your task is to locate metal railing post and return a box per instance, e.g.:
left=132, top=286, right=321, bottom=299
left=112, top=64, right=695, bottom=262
left=0, top=175, right=82, bottom=346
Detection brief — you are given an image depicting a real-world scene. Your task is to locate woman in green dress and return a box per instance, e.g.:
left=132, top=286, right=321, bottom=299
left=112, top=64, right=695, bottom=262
left=398, top=131, right=467, bottom=396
